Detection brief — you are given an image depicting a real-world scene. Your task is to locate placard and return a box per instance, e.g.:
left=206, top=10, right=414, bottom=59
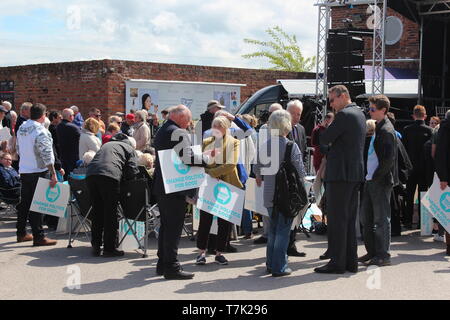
left=30, top=178, right=70, bottom=218
left=197, top=175, right=245, bottom=226
left=158, top=146, right=206, bottom=194
left=420, top=191, right=434, bottom=236
left=193, top=205, right=218, bottom=235
left=118, top=219, right=145, bottom=251
left=422, top=174, right=450, bottom=234
left=244, top=178, right=269, bottom=217
left=0, top=127, right=12, bottom=141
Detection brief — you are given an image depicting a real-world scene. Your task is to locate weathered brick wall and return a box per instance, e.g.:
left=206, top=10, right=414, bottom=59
left=0, top=59, right=315, bottom=119
left=331, top=5, right=420, bottom=69
left=105, top=60, right=315, bottom=116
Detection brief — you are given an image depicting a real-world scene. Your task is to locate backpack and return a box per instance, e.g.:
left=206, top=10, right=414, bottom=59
left=273, top=141, right=309, bottom=218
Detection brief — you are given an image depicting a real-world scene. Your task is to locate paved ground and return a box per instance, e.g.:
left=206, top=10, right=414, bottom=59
left=0, top=217, right=449, bottom=300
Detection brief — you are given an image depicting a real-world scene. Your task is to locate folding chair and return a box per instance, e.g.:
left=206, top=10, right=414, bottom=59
left=0, top=186, right=20, bottom=218
left=67, top=176, right=93, bottom=249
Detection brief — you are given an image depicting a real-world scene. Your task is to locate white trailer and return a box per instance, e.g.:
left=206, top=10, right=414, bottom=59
left=125, top=79, right=246, bottom=120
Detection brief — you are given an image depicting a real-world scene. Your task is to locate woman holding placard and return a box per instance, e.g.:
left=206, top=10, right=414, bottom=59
left=195, top=116, right=243, bottom=266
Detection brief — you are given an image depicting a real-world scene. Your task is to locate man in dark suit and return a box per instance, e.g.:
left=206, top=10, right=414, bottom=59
left=56, top=108, right=80, bottom=178
left=153, top=104, right=209, bottom=280
left=402, top=105, right=433, bottom=229
left=315, top=85, right=366, bottom=274
left=286, top=99, right=308, bottom=257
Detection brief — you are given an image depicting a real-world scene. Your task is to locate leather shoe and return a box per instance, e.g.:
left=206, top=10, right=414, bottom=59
left=92, top=246, right=102, bottom=257
left=319, top=251, right=330, bottom=260
left=314, top=264, right=345, bottom=274
left=357, top=254, right=374, bottom=263
left=366, top=257, right=391, bottom=267
left=33, top=237, right=57, bottom=247
left=287, top=249, right=306, bottom=257
left=17, top=234, right=33, bottom=243
left=164, top=270, right=194, bottom=280
left=346, top=264, right=358, bottom=273
left=102, top=249, right=125, bottom=257
left=253, top=236, right=268, bottom=244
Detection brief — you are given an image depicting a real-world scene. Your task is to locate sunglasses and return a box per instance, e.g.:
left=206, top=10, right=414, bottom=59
left=369, top=107, right=378, bottom=113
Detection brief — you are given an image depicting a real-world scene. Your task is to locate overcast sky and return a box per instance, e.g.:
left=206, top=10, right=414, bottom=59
left=0, top=0, right=318, bottom=69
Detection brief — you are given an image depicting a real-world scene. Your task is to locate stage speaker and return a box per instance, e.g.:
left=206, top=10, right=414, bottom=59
left=327, top=34, right=364, bottom=53
left=328, top=68, right=365, bottom=83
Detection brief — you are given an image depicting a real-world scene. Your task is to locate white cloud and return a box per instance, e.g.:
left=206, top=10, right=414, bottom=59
left=0, top=0, right=318, bottom=69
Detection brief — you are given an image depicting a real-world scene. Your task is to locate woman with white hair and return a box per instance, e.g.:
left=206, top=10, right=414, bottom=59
left=254, top=110, right=306, bottom=277
left=133, top=110, right=151, bottom=151
left=195, top=116, right=243, bottom=266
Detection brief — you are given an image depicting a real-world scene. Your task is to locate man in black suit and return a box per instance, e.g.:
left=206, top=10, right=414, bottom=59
left=402, top=105, right=433, bottom=229
left=315, top=85, right=366, bottom=274
left=286, top=99, right=308, bottom=257
left=56, top=108, right=80, bottom=178
left=153, top=105, right=209, bottom=280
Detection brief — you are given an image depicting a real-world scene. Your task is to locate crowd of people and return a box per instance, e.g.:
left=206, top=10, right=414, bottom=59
left=0, top=83, right=449, bottom=280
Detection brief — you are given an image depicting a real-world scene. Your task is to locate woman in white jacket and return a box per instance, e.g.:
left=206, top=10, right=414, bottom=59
left=79, top=118, right=101, bottom=159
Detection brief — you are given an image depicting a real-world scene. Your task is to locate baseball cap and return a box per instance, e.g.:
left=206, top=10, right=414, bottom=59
left=0, top=105, right=7, bottom=113
left=126, top=113, right=135, bottom=121
left=207, top=100, right=225, bottom=111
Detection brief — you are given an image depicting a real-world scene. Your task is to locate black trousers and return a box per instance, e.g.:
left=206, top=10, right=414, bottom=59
left=326, top=181, right=361, bottom=271
left=86, top=175, right=120, bottom=252
left=197, top=210, right=231, bottom=253
left=16, top=171, right=48, bottom=240
left=156, top=194, right=188, bottom=273
left=405, top=170, right=428, bottom=225
left=391, top=186, right=402, bottom=235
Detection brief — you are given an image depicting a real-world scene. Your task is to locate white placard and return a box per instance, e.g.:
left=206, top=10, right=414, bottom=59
left=0, top=127, right=11, bottom=141
left=158, top=146, right=206, bottom=194
left=118, top=219, right=145, bottom=251
left=197, top=175, right=245, bottom=226
left=422, top=174, right=450, bottom=234
left=193, top=205, right=218, bottom=235
left=244, top=178, right=269, bottom=217
left=30, top=178, right=70, bottom=218
left=420, top=191, right=434, bottom=236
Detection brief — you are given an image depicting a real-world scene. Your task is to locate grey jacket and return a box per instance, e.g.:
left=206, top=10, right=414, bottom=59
left=320, top=103, right=366, bottom=183
left=254, top=136, right=306, bottom=208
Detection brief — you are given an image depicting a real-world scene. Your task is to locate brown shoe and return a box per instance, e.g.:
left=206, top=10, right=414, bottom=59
left=17, top=234, right=34, bottom=243
left=33, top=237, right=57, bottom=247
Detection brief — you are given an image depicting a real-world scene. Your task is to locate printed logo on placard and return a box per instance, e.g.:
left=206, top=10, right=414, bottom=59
left=214, top=183, right=232, bottom=205
left=439, top=192, right=450, bottom=213
left=46, top=184, right=61, bottom=203
left=172, top=150, right=190, bottom=175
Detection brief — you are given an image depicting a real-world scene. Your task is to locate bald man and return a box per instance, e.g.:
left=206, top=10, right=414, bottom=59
left=56, top=108, right=80, bottom=176
left=153, top=105, right=210, bottom=280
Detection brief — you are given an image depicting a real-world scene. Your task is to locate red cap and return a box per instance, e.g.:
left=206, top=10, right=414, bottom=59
left=126, top=114, right=135, bottom=120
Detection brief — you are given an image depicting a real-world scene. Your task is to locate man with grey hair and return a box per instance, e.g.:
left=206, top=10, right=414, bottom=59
left=71, top=105, right=84, bottom=128
left=15, top=102, right=32, bottom=134
left=153, top=105, right=211, bottom=280
left=197, top=100, right=225, bottom=135
left=315, top=85, right=366, bottom=274
left=1, top=101, right=12, bottom=131
left=56, top=108, right=80, bottom=177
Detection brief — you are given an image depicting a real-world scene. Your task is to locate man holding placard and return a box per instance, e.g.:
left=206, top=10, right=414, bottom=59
left=16, top=103, right=58, bottom=246
left=153, top=105, right=211, bottom=280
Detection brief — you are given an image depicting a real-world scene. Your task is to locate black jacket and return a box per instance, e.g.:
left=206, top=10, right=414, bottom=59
left=152, top=119, right=206, bottom=197
left=397, top=136, right=413, bottom=185
left=288, top=123, right=308, bottom=164
left=435, top=118, right=450, bottom=182
left=372, top=117, right=398, bottom=186
left=86, top=133, right=139, bottom=182
left=198, top=111, right=214, bottom=134
left=15, top=115, right=27, bottom=135
left=56, top=120, right=81, bottom=173
left=403, top=120, right=433, bottom=171
left=320, top=103, right=366, bottom=182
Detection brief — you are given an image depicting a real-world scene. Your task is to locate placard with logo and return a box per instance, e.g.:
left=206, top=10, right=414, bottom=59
left=193, top=205, right=218, bottom=235
left=30, top=178, right=70, bottom=218
left=158, top=146, right=206, bottom=194
left=197, top=175, right=245, bottom=226
left=118, top=219, right=145, bottom=251
left=422, top=174, right=450, bottom=234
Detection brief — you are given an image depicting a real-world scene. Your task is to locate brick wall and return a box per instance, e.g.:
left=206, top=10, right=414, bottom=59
left=331, top=5, right=420, bottom=69
left=0, top=59, right=314, bottom=119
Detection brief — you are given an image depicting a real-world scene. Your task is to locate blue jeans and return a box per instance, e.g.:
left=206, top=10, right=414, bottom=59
left=241, top=209, right=253, bottom=235
left=266, top=207, right=294, bottom=274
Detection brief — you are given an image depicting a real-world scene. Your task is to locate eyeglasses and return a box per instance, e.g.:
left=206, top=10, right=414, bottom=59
left=1, top=158, right=12, bottom=162
left=369, top=107, right=377, bottom=113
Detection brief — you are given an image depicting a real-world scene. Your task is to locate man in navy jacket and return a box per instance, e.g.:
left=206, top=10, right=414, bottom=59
left=56, top=108, right=80, bottom=178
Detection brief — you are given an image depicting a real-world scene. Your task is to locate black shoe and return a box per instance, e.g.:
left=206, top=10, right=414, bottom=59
left=287, top=249, right=306, bottom=257
left=357, top=254, right=373, bottom=263
left=366, top=257, right=391, bottom=267
left=403, top=223, right=413, bottom=230
left=214, top=255, right=228, bottom=265
left=92, top=246, right=101, bottom=257
left=319, top=251, right=330, bottom=260
left=102, top=249, right=124, bottom=257
left=272, top=268, right=292, bottom=277
left=314, top=264, right=345, bottom=274
left=164, top=270, right=194, bottom=280
left=391, top=232, right=401, bottom=237
left=346, top=264, right=358, bottom=273
left=253, top=236, right=268, bottom=244
left=224, top=245, right=237, bottom=253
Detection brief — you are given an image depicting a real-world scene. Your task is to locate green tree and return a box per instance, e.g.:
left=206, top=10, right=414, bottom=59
left=242, top=26, right=316, bottom=72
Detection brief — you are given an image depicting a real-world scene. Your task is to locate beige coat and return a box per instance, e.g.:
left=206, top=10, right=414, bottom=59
left=79, top=129, right=101, bottom=159
left=133, top=122, right=151, bottom=151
